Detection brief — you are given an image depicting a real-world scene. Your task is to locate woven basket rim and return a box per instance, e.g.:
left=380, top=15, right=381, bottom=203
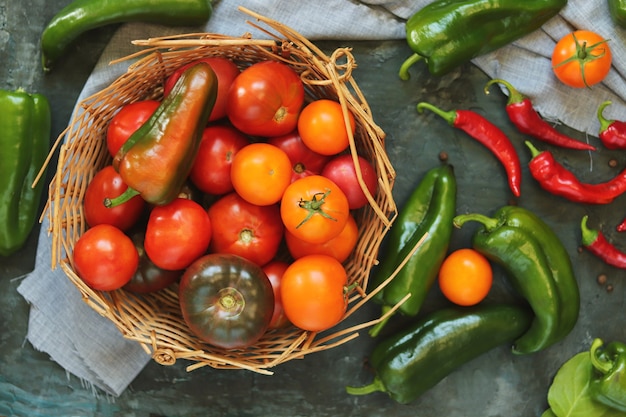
left=43, top=6, right=403, bottom=374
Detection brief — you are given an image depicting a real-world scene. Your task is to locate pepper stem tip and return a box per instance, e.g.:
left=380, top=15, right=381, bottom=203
left=398, top=53, right=422, bottom=81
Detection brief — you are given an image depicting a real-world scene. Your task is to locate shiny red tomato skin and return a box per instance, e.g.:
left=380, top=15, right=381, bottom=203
left=321, top=154, right=378, bottom=209
left=106, top=100, right=160, bottom=157
left=268, top=130, right=330, bottom=182
left=190, top=125, right=251, bottom=195
left=262, top=260, right=291, bottom=329
left=226, top=61, right=305, bottom=137
left=207, top=193, right=284, bottom=266
left=179, top=253, right=274, bottom=349
left=73, top=224, right=139, bottom=291
left=164, top=57, right=240, bottom=121
left=144, top=198, right=212, bottom=271
left=83, top=165, right=145, bottom=231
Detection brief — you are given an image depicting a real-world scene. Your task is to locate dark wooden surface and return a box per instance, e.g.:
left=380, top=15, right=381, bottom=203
left=2, top=1, right=625, bottom=416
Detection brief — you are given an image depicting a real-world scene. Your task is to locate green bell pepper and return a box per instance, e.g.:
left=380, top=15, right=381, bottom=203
left=590, top=338, right=626, bottom=412
left=0, top=89, right=51, bottom=257
left=399, top=0, right=567, bottom=79
left=346, top=304, right=532, bottom=404
left=367, top=164, right=456, bottom=337
left=608, top=0, right=626, bottom=28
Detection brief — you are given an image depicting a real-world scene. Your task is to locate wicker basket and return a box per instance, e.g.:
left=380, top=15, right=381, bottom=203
left=44, top=7, right=399, bottom=374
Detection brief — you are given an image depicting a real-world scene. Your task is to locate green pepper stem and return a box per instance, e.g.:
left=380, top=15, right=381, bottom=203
left=597, top=100, right=614, bottom=132
left=453, top=213, right=499, bottom=231
left=484, top=79, right=524, bottom=106
left=399, top=53, right=423, bottom=81
left=590, top=338, right=613, bottom=375
left=368, top=305, right=393, bottom=338
left=524, top=140, right=542, bottom=158
left=580, top=215, right=600, bottom=246
left=416, top=102, right=456, bottom=125
left=103, top=186, right=140, bottom=208
left=345, top=376, right=387, bottom=396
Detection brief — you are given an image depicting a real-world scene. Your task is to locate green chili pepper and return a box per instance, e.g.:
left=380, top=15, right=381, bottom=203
left=0, top=89, right=51, bottom=257
left=399, top=0, right=567, bottom=79
left=368, top=164, right=456, bottom=337
left=41, top=0, right=213, bottom=72
left=454, top=205, right=578, bottom=354
left=346, top=304, right=532, bottom=404
left=105, top=62, right=217, bottom=208
left=608, top=0, right=626, bottom=28
left=590, top=338, right=626, bottom=412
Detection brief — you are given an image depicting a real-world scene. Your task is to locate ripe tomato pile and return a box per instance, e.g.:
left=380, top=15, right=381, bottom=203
left=73, top=57, right=380, bottom=349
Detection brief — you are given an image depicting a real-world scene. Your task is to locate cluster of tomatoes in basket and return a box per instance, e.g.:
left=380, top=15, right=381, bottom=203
left=72, top=56, right=379, bottom=349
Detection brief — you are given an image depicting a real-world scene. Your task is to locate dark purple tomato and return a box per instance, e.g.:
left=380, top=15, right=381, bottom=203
left=178, top=253, right=274, bottom=349
left=123, top=228, right=182, bottom=294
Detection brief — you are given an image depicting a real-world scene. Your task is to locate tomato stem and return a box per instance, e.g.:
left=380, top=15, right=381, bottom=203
left=552, top=32, right=610, bottom=88
left=296, top=189, right=337, bottom=229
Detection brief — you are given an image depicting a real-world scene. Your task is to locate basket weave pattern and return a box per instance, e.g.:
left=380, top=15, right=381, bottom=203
left=46, top=7, right=397, bottom=374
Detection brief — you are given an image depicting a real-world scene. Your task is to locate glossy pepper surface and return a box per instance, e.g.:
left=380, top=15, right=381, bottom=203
left=485, top=78, right=595, bottom=151
left=346, top=304, right=532, bottom=404
left=608, top=0, right=626, bottom=28
left=107, top=62, right=217, bottom=208
left=368, top=164, right=456, bottom=337
left=454, top=205, right=579, bottom=354
left=0, top=89, right=51, bottom=257
left=590, top=338, right=626, bottom=412
left=597, top=101, right=626, bottom=150
left=41, top=0, right=213, bottom=72
left=418, top=101, right=521, bottom=197
left=580, top=215, right=626, bottom=269
left=399, top=0, right=567, bottom=78
left=526, top=141, right=626, bottom=204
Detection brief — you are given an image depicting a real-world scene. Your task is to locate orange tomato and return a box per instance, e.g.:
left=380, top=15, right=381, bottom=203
left=280, top=175, right=350, bottom=244
left=438, top=248, right=493, bottom=306
left=285, top=213, right=358, bottom=262
left=280, top=254, right=348, bottom=331
left=297, top=99, right=356, bottom=156
left=552, top=30, right=612, bottom=88
left=230, top=143, right=292, bottom=206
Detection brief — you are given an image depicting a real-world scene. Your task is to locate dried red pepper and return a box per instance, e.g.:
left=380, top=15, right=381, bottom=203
left=597, top=100, right=626, bottom=150
left=485, top=78, right=595, bottom=151
left=580, top=215, right=626, bottom=268
left=525, top=141, right=626, bottom=204
left=417, top=101, right=521, bottom=197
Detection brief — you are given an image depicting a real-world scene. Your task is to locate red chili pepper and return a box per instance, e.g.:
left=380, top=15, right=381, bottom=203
left=485, top=79, right=595, bottom=151
left=581, top=215, right=626, bottom=269
left=526, top=141, right=626, bottom=204
left=417, top=101, right=521, bottom=197
left=597, top=100, right=626, bottom=150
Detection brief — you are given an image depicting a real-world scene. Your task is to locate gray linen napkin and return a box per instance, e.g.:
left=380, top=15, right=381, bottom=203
left=17, top=0, right=626, bottom=396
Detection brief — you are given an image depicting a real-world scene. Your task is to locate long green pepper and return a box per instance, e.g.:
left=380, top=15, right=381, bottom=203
left=453, top=206, right=579, bottom=354
left=0, top=89, right=51, bottom=257
left=368, top=164, right=456, bottom=337
left=399, top=0, right=567, bottom=79
left=608, top=0, right=626, bottom=28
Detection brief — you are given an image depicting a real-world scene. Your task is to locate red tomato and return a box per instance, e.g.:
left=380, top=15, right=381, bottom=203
left=552, top=30, right=612, bottom=88
left=189, top=125, right=250, bottom=195
left=321, top=154, right=378, bottom=210
left=268, top=130, right=330, bottom=182
left=262, top=260, right=291, bottom=329
left=280, top=254, right=348, bottom=331
left=144, top=198, right=212, bottom=270
left=106, top=100, right=160, bottom=157
left=280, top=175, right=350, bottom=244
left=297, top=99, right=356, bottom=156
left=73, top=224, right=139, bottom=291
left=207, top=192, right=284, bottom=266
left=226, top=61, right=305, bottom=137
left=83, top=165, right=145, bottom=231
left=163, top=57, right=240, bottom=121
left=123, top=227, right=182, bottom=294
left=285, top=213, right=358, bottom=263
left=230, top=143, right=293, bottom=206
